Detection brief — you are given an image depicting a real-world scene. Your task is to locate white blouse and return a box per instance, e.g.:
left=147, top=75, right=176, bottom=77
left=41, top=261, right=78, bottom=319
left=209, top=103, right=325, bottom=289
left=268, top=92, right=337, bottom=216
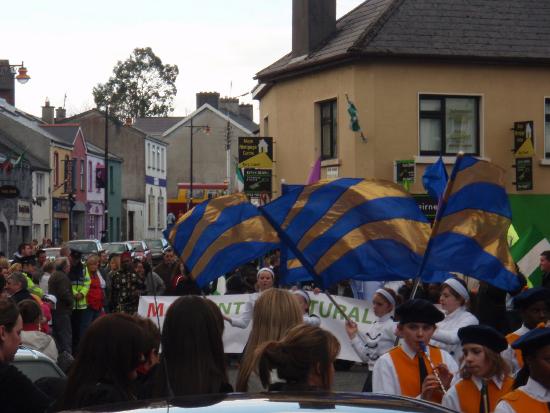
left=430, top=306, right=478, bottom=363
left=350, top=313, right=396, bottom=370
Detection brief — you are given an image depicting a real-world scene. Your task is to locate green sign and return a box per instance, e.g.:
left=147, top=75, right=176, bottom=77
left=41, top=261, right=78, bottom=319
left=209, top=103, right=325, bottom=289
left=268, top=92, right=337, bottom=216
left=394, top=160, right=415, bottom=183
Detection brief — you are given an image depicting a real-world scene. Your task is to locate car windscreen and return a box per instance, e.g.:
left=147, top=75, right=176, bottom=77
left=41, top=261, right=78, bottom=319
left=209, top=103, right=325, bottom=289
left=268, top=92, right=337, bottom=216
left=68, top=241, right=98, bottom=253
left=146, top=240, right=163, bottom=249
left=12, top=360, right=64, bottom=382
left=105, top=244, right=127, bottom=253
left=130, top=242, right=144, bottom=252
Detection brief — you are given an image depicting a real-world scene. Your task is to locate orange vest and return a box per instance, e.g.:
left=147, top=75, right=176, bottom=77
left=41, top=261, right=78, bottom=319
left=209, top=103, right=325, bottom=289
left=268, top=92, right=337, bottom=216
left=506, top=333, right=524, bottom=369
left=389, top=345, right=444, bottom=403
left=455, top=376, right=514, bottom=413
left=501, top=389, right=550, bottom=413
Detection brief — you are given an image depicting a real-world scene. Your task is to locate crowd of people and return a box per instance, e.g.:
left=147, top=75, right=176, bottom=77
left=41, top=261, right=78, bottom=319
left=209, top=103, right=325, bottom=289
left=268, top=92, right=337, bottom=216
left=0, top=242, right=549, bottom=413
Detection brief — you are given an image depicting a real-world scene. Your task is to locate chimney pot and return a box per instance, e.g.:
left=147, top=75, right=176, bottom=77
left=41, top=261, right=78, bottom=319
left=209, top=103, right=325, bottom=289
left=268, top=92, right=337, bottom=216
left=41, top=98, right=55, bottom=124
left=55, top=106, right=66, bottom=121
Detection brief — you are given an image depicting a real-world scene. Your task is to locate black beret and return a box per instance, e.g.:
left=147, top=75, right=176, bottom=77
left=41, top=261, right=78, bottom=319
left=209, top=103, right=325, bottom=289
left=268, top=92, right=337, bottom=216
left=395, top=299, right=444, bottom=325
left=513, top=287, right=550, bottom=310
left=458, top=325, right=508, bottom=353
left=511, top=327, right=550, bottom=357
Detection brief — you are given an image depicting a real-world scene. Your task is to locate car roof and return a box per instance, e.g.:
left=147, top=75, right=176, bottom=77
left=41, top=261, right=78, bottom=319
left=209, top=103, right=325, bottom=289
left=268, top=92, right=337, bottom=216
left=62, top=391, right=454, bottom=412
left=15, top=346, right=55, bottom=362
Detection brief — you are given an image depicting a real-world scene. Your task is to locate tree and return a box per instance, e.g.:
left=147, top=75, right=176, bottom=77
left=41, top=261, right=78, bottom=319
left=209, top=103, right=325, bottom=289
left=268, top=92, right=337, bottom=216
left=93, top=47, right=179, bottom=119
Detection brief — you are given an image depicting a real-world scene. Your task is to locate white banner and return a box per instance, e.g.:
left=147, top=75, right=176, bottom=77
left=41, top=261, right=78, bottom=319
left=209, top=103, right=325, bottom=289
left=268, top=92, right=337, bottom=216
left=138, top=293, right=375, bottom=362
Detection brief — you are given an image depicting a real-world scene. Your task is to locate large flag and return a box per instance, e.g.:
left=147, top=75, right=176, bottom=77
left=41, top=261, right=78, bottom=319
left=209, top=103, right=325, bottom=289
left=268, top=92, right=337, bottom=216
left=345, top=94, right=366, bottom=141
left=261, top=178, right=431, bottom=287
left=422, top=156, right=520, bottom=291
left=422, top=156, right=448, bottom=201
left=165, top=193, right=279, bottom=287
left=511, top=225, right=550, bottom=287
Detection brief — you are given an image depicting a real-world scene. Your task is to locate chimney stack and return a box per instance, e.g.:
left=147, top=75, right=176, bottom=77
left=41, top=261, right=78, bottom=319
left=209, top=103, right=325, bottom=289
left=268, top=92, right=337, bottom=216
left=55, top=107, right=66, bottom=122
left=219, top=97, right=239, bottom=116
left=41, top=99, right=55, bottom=124
left=239, top=103, right=253, bottom=121
left=292, top=0, right=336, bottom=57
left=196, top=92, right=220, bottom=109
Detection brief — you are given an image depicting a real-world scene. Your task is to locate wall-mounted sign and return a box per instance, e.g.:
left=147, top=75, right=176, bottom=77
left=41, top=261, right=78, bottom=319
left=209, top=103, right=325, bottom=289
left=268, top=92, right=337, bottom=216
left=0, top=184, right=19, bottom=198
left=17, top=200, right=31, bottom=220
left=394, top=160, right=415, bottom=184
left=244, top=168, right=272, bottom=195
left=515, top=157, right=533, bottom=191
left=53, top=197, right=71, bottom=213
left=513, top=121, right=535, bottom=157
left=238, top=137, right=273, bottom=169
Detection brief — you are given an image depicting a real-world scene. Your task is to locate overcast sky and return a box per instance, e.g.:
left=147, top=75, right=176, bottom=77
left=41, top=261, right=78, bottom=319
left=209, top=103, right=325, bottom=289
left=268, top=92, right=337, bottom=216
left=4, top=0, right=364, bottom=121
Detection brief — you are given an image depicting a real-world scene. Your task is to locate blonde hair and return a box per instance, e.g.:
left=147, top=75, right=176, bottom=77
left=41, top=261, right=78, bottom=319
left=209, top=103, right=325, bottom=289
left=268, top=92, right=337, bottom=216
left=236, top=288, right=303, bottom=391
left=8, top=263, right=22, bottom=274
left=109, top=255, right=121, bottom=271
left=460, top=345, right=510, bottom=380
left=0, top=257, right=9, bottom=269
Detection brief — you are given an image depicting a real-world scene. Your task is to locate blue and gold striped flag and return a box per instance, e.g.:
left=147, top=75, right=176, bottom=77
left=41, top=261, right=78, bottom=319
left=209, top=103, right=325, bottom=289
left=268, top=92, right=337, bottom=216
left=166, top=193, right=279, bottom=287
left=422, top=156, right=519, bottom=291
left=261, top=178, right=431, bottom=287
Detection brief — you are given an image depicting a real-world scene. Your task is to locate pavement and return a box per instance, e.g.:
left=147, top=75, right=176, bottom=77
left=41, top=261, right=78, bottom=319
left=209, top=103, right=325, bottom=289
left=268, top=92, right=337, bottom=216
left=227, top=363, right=368, bottom=392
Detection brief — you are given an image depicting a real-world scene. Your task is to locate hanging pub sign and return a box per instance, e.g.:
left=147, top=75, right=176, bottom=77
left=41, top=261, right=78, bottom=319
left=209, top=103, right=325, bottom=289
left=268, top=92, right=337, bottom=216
left=238, top=137, right=273, bottom=169
left=244, top=168, right=272, bottom=195
left=0, top=184, right=19, bottom=198
left=515, top=157, right=533, bottom=191
left=513, top=121, right=535, bottom=156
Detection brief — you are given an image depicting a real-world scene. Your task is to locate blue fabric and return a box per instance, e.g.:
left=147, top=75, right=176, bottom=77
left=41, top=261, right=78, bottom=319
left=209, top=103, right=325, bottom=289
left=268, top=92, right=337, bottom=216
left=422, top=156, right=448, bottom=201
left=441, top=183, right=512, bottom=218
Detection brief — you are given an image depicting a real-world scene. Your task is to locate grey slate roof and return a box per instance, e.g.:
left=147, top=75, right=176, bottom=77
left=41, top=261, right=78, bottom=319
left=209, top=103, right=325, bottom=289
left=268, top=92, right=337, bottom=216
left=40, top=125, right=79, bottom=145
left=224, top=112, right=259, bottom=134
left=257, top=0, right=550, bottom=81
left=86, top=141, right=123, bottom=162
left=133, top=117, right=184, bottom=136
left=0, top=129, right=50, bottom=171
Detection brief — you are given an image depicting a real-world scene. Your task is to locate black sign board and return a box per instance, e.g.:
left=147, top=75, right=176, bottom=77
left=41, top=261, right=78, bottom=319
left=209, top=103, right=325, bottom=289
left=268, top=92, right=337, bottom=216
left=0, top=184, right=19, bottom=198
left=413, top=194, right=439, bottom=223
left=513, top=121, right=535, bottom=155
left=244, top=168, right=272, bottom=194
left=515, top=157, right=533, bottom=191
left=238, top=137, right=273, bottom=168
left=53, top=198, right=71, bottom=213
left=395, top=160, right=415, bottom=183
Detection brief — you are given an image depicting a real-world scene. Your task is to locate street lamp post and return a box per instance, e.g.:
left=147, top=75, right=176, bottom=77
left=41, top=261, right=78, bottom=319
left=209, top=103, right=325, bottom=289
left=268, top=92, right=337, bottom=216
left=103, top=106, right=109, bottom=243
left=183, top=118, right=209, bottom=211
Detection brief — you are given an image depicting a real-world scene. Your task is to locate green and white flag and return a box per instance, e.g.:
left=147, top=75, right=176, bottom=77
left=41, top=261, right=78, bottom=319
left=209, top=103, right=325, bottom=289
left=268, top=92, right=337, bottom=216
left=235, top=162, right=244, bottom=192
left=511, top=225, right=550, bottom=287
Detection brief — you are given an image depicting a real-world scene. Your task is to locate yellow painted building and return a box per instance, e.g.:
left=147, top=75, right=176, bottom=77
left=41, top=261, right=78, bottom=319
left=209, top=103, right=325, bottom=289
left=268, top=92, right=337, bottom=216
left=255, top=0, right=550, bottom=236
left=50, top=144, right=72, bottom=243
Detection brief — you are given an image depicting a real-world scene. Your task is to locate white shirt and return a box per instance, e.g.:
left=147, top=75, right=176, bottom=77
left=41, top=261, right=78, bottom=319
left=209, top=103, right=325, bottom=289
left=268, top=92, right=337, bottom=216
left=303, top=313, right=321, bottom=327
left=430, top=306, right=478, bottom=363
left=372, top=340, right=458, bottom=397
left=494, top=378, right=550, bottom=413
left=39, top=273, right=50, bottom=295
left=350, top=313, right=396, bottom=370
left=443, top=374, right=509, bottom=412
left=229, top=292, right=259, bottom=329
left=501, top=324, right=529, bottom=375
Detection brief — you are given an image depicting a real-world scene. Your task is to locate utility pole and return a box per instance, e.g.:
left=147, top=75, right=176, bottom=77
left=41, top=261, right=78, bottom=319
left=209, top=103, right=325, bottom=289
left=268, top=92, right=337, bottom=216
left=104, top=106, right=109, bottom=242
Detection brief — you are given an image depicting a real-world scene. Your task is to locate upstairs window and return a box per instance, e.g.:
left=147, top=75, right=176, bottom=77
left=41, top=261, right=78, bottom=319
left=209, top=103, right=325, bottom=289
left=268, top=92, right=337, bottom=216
left=419, top=95, right=480, bottom=156
left=320, top=99, right=338, bottom=160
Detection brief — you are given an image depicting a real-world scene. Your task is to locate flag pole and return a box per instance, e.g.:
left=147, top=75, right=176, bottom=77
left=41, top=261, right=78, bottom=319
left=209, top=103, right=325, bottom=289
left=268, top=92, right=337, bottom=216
left=258, top=206, right=354, bottom=324
left=410, top=152, right=465, bottom=298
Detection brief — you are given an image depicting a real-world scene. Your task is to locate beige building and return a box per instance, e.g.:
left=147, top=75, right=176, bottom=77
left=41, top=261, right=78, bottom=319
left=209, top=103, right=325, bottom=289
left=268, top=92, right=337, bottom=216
left=254, top=0, right=550, bottom=236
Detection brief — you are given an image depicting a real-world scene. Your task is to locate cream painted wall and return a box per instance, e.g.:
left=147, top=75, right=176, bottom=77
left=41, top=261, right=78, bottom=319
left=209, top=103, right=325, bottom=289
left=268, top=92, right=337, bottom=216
left=259, top=60, right=550, bottom=195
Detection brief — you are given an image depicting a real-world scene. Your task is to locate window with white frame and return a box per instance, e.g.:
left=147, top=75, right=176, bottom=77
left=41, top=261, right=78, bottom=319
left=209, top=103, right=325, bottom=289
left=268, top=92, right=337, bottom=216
left=35, top=172, right=45, bottom=197
left=545, top=98, right=550, bottom=158
left=88, top=161, right=93, bottom=191
left=419, top=95, right=480, bottom=156
left=160, top=147, right=165, bottom=172
left=147, top=142, right=151, bottom=169
left=157, top=196, right=164, bottom=228
left=152, top=144, right=157, bottom=170
left=148, top=190, right=156, bottom=228
left=156, top=148, right=160, bottom=170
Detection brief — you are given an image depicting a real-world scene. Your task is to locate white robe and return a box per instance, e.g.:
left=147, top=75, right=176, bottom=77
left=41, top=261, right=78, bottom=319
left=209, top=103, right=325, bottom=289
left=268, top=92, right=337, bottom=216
left=350, top=312, right=396, bottom=370
left=430, top=306, right=478, bottom=363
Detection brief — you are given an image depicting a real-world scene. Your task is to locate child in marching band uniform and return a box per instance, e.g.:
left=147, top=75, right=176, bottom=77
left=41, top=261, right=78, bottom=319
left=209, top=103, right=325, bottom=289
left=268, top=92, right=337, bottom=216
left=502, top=287, right=550, bottom=375
left=345, top=287, right=397, bottom=391
left=373, top=299, right=457, bottom=403
left=443, top=325, right=513, bottom=413
left=495, top=328, right=550, bottom=413
left=292, top=289, right=321, bottom=327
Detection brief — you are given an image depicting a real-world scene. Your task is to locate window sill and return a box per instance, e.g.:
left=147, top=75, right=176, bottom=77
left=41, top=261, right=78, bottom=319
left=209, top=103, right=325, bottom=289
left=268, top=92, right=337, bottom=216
left=321, top=158, right=340, bottom=167
left=414, top=155, right=491, bottom=165
left=539, top=158, right=550, bottom=166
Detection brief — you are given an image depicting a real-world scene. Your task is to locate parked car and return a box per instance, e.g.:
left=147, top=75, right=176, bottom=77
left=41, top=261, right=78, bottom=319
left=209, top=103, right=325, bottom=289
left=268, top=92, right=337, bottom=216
left=128, top=240, right=150, bottom=261
left=103, top=242, right=134, bottom=257
left=62, top=391, right=454, bottom=413
left=144, top=238, right=169, bottom=262
left=43, top=247, right=61, bottom=261
left=65, top=239, right=103, bottom=259
left=12, top=347, right=65, bottom=382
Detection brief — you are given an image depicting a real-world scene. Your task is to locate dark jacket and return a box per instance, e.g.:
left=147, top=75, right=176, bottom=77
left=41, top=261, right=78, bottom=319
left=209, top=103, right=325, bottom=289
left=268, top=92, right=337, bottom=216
left=153, top=261, right=177, bottom=294
left=10, top=288, right=33, bottom=303
left=0, top=362, right=52, bottom=413
left=48, top=270, right=74, bottom=314
left=66, top=380, right=133, bottom=409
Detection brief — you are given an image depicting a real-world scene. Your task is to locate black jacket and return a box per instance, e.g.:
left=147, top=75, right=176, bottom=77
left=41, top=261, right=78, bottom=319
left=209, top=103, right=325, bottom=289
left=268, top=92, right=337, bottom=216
left=0, top=362, right=52, bottom=413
